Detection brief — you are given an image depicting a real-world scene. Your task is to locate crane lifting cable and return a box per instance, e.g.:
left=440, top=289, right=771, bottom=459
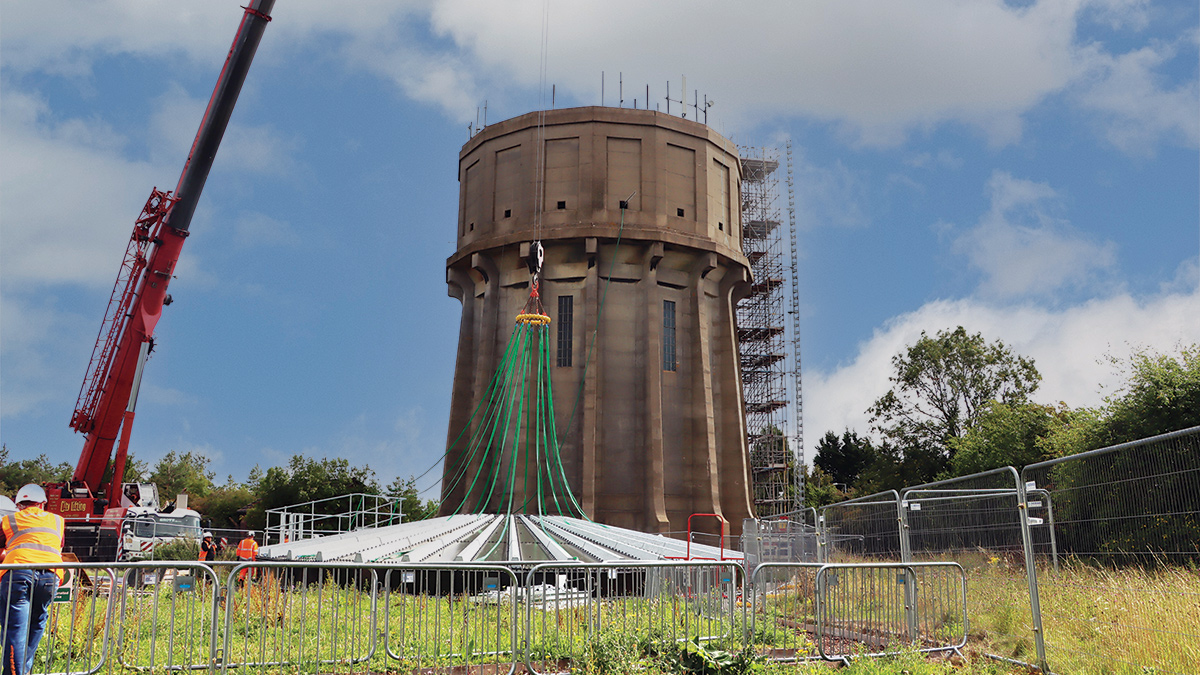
left=425, top=200, right=633, bottom=515
left=441, top=241, right=587, bottom=521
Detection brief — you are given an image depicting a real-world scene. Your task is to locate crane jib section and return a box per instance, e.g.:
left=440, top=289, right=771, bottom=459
left=69, top=0, right=276, bottom=491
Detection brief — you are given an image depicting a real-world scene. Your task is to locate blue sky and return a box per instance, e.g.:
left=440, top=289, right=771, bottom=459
left=2, top=0, right=1197, bottom=498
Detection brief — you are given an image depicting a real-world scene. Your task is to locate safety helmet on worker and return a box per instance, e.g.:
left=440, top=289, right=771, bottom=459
left=203, top=531, right=214, bottom=539
left=15, top=483, right=47, bottom=505
left=0, top=495, right=16, bottom=516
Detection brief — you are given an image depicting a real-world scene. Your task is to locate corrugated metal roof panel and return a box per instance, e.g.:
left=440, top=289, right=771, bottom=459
left=258, top=514, right=743, bottom=564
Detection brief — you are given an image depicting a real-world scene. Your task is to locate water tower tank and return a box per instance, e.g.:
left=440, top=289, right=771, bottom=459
left=443, top=106, right=754, bottom=534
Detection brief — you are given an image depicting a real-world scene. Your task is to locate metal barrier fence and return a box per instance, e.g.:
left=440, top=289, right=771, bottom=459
left=741, top=514, right=819, bottom=569
left=817, top=562, right=966, bottom=662
left=0, top=562, right=219, bottom=675
left=746, top=562, right=821, bottom=660
left=382, top=564, right=519, bottom=675
left=1023, top=426, right=1200, bottom=674
left=806, top=426, right=1200, bottom=674
left=3, top=558, right=971, bottom=674
left=901, top=468, right=1047, bottom=671
left=118, top=564, right=222, bottom=673
left=820, top=490, right=905, bottom=561
left=746, top=562, right=966, bottom=664
left=12, top=429, right=1196, bottom=675
left=523, top=561, right=743, bottom=674
left=223, top=562, right=378, bottom=672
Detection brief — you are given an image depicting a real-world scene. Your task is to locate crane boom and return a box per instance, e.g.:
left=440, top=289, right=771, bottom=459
left=70, top=0, right=276, bottom=497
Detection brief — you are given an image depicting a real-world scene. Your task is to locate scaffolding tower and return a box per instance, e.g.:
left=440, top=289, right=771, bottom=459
left=738, top=148, right=793, bottom=517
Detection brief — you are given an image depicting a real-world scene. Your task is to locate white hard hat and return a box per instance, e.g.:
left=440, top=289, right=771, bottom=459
left=248, top=531, right=256, bottom=537
left=15, top=484, right=47, bottom=504
left=203, top=531, right=214, bottom=538
left=0, top=496, right=17, bottom=516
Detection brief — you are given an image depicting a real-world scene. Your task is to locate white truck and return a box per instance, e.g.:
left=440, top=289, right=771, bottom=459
left=97, top=483, right=203, bottom=561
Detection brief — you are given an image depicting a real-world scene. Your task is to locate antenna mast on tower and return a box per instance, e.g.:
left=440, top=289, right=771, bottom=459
left=786, top=142, right=805, bottom=512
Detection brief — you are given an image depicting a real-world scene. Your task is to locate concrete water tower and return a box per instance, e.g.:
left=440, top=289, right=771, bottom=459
left=441, top=106, right=754, bottom=534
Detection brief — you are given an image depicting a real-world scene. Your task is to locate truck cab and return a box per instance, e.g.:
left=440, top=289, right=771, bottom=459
left=123, top=508, right=203, bottom=560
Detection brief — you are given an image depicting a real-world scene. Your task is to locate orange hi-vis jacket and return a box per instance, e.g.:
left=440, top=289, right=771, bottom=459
left=1, top=506, right=66, bottom=583
left=236, top=537, right=258, bottom=560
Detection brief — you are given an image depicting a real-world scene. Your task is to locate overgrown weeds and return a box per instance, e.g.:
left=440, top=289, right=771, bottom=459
left=30, top=559, right=1200, bottom=674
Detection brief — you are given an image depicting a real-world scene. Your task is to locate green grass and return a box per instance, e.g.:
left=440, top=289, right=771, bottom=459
left=966, top=559, right=1200, bottom=674
left=28, top=560, right=1200, bottom=674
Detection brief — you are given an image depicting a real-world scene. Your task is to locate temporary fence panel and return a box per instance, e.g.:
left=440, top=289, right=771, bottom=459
left=1023, top=425, right=1200, bottom=674
left=221, top=562, right=377, bottom=673
left=747, top=563, right=823, bottom=661
left=901, top=468, right=1047, bottom=671
left=113, top=563, right=221, bottom=672
left=18, top=425, right=1193, bottom=675
left=741, top=516, right=819, bottom=570
left=815, top=562, right=966, bottom=663
left=2, top=562, right=222, bottom=675
left=820, top=491, right=905, bottom=561
left=522, top=561, right=743, bottom=675
left=1, top=562, right=119, bottom=675
left=381, top=564, right=520, bottom=675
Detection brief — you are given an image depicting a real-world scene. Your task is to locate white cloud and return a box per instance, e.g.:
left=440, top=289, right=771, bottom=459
left=0, top=80, right=295, bottom=290
left=906, top=150, right=964, bottom=170
left=423, top=0, right=1087, bottom=142
left=138, top=383, right=198, bottom=408
left=800, top=286, right=1200, bottom=462
left=952, top=171, right=1117, bottom=300
left=344, top=41, right=481, bottom=122
left=0, top=2, right=233, bottom=76
left=0, top=88, right=159, bottom=288
left=790, top=146, right=867, bottom=231
left=1074, top=41, right=1200, bottom=153
left=0, top=80, right=289, bottom=430
left=149, top=83, right=297, bottom=175
left=0, top=295, right=90, bottom=418
left=0, top=1, right=427, bottom=74
left=1081, top=0, right=1150, bottom=32
left=4, top=0, right=1193, bottom=146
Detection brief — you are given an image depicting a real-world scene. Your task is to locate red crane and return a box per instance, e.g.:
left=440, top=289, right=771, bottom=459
left=45, top=1, right=275, bottom=554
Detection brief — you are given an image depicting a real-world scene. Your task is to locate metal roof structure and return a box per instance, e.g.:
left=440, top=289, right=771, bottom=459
left=258, top=514, right=741, bottom=564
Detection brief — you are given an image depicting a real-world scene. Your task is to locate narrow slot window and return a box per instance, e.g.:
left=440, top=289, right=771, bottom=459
left=557, top=295, right=574, bottom=367
left=663, top=300, right=676, bottom=372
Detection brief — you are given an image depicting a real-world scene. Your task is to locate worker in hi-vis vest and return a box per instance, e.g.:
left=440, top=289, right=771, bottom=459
left=199, top=532, right=217, bottom=562
left=1, top=484, right=69, bottom=675
left=235, top=532, right=259, bottom=582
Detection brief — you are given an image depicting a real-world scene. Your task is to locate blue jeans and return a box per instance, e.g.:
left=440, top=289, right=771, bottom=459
left=1, top=570, right=58, bottom=675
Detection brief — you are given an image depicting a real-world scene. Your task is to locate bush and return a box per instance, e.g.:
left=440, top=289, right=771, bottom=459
left=660, top=637, right=763, bottom=675
left=150, top=537, right=200, bottom=561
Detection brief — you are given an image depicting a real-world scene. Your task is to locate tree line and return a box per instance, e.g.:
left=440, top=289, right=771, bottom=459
left=808, top=329, right=1199, bottom=507
left=4, top=327, right=1196, bottom=524
left=0, top=447, right=439, bottom=532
